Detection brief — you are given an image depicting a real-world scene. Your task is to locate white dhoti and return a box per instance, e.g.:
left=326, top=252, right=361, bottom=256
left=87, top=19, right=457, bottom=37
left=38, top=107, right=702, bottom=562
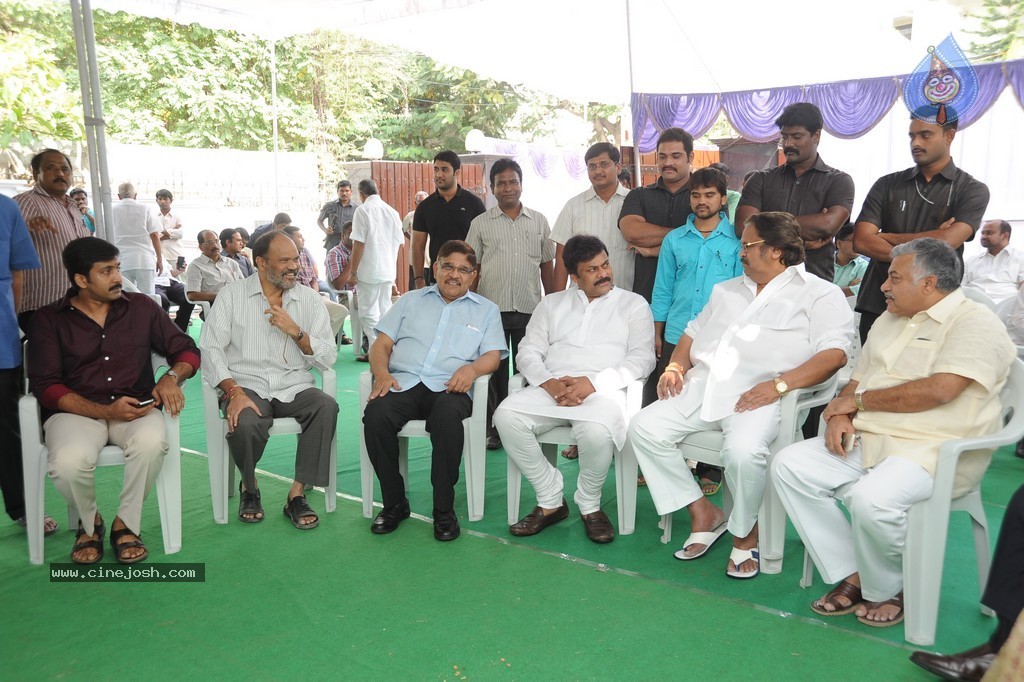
left=771, top=437, right=933, bottom=602
left=495, top=387, right=623, bottom=514
left=357, top=280, right=394, bottom=348
left=627, top=396, right=780, bottom=538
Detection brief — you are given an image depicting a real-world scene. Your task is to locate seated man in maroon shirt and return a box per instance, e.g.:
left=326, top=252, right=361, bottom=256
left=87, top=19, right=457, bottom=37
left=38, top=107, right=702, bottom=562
left=28, top=237, right=200, bottom=565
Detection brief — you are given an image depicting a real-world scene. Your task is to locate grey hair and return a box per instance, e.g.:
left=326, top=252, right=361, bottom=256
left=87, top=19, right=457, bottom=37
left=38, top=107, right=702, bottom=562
left=358, top=179, right=378, bottom=196
left=117, top=181, right=136, bottom=198
left=890, top=238, right=962, bottom=291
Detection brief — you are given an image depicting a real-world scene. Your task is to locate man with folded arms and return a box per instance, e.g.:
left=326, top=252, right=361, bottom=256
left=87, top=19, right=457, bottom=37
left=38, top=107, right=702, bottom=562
left=200, top=232, right=338, bottom=530
left=628, top=212, right=852, bottom=578
left=772, top=238, right=1015, bottom=628
left=363, top=240, right=505, bottom=541
left=29, top=237, right=199, bottom=564
left=496, top=235, right=654, bottom=543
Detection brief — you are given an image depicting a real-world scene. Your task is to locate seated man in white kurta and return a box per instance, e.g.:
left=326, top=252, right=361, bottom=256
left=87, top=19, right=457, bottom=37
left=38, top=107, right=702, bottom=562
left=628, top=212, right=852, bottom=578
left=495, top=235, right=655, bottom=544
left=772, top=238, right=1015, bottom=628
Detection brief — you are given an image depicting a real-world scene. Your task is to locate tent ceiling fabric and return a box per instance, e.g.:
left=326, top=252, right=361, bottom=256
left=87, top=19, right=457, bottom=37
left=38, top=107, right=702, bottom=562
left=91, top=0, right=921, bottom=104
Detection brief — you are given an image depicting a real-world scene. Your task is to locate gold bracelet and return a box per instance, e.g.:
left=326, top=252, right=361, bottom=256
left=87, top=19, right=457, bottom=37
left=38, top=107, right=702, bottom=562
left=663, top=367, right=683, bottom=376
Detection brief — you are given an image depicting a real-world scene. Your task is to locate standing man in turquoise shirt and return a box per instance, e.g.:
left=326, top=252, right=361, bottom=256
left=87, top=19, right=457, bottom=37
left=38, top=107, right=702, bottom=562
left=650, top=168, right=742, bottom=400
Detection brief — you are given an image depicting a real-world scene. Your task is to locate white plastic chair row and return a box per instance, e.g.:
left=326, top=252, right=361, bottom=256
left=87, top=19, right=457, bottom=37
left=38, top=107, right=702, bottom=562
left=358, top=371, right=490, bottom=520
left=505, top=374, right=644, bottom=534
left=20, top=354, right=182, bottom=565
left=201, top=367, right=338, bottom=524
left=650, top=375, right=839, bottom=575
left=800, top=358, right=1024, bottom=645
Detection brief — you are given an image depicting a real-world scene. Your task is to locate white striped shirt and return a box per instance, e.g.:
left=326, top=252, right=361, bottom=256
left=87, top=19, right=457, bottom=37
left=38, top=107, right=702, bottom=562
left=466, top=205, right=555, bottom=314
left=13, top=186, right=89, bottom=313
left=184, top=254, right=242, bottom=295
left=551, top=184, right=634, bottom=291
left=199, top=274, right=335, bottom=402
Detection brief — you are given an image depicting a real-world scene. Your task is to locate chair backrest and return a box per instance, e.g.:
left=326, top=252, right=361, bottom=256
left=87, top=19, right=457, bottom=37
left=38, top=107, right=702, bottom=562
left=994, top=295, right=1016, bottom=322
left=962, top=286, right=997, bottom=310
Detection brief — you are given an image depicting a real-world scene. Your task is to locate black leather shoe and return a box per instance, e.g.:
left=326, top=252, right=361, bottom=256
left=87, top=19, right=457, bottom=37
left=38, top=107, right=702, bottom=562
left=509, top=499, right=569, bottom=537
left=909, top=642, right=995, bottom=681
left=1016, top=436, right=1024, bottom=459
left=486, top=434, right=502, bottom=451
left=371, top=500, right=410, bottom=534
left=433, top=510, right=460, bottom=541
left=581, top=509, right=615, bottom=544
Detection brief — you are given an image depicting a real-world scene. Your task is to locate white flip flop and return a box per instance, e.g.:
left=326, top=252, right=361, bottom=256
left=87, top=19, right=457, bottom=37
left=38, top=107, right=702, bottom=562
left=673, top=521, right=728, bottom=561
left=726, top=546, right=760, bottom=579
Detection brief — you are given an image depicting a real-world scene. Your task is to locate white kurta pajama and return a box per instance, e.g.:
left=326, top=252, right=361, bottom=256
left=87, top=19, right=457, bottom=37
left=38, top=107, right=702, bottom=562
left=494, top=286, right=654, bottom=514
left=628, top=265, right=853, bottom=538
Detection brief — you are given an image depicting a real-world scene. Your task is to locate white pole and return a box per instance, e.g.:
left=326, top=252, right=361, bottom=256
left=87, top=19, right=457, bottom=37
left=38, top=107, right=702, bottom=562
left=625, top=0, right=640, bottom=187
left=271, top=38, right=279, bottom=208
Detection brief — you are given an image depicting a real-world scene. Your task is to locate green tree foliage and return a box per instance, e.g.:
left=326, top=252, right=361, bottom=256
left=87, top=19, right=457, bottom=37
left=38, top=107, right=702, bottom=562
left=968, top=0, right=1024, bottom=62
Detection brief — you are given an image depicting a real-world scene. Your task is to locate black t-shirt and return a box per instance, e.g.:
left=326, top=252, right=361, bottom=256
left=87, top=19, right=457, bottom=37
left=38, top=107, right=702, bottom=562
left=738, top=155, right=855, bottom=281
left=618, top=177, right=692, bottom=302
left=413, top=185, right=487, bottom=263
left=854, top=160, right=989, bottom=315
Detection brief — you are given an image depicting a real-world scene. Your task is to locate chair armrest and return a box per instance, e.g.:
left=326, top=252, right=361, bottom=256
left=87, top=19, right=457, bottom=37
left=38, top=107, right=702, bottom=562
left=509, top=374, right=526, bottom=394
left=19, top=393, right=44, bottom=445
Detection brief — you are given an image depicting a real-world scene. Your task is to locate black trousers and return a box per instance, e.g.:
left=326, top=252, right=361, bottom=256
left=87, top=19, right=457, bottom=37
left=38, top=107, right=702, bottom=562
left=487, top=311, right=531, bottom=431
left=156, top=280, right=194, bottom=333
left=983, top=484, right=1024, bottom=627
left=0, top=367, right=24, bottom=520
left=363, top=382, right=472, bottom=512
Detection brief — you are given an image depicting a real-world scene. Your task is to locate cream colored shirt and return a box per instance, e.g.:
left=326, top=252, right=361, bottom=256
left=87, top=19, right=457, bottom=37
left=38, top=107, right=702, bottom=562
left=852, top=289, right=1016, bottom=496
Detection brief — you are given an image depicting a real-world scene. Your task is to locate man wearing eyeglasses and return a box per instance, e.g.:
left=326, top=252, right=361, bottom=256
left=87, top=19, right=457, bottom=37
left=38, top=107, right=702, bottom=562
left=551, top=143, right=633, bottom=292
left=363, top=240, right=506, bottom=541
left=628, top=212, right=852, bottom=579
left=853, top=105, right=990, bottom=343
left=183, top=230, right=242, bottom=305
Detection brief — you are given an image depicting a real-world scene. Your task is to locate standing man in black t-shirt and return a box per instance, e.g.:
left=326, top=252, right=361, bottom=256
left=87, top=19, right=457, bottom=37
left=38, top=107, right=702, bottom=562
left=618, top=127, right=694, bottom=305
left=854, top=108, right=990, bottom=343
left=737, top=102, right=855, bottom=282
left=411, top=150, right=487, bottom=287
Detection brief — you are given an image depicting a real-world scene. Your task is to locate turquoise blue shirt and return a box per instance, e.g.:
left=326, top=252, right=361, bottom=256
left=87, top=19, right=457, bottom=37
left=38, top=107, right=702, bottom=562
left=651, top=212, right=742, bottom=345
left=376, top=286, right=508, bottom=393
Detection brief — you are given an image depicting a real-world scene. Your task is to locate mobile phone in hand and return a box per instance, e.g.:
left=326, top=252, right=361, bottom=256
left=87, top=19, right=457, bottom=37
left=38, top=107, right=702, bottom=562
left=136, top=398, right=155, bottom=408
left=842, top=432, right=856, bottom=453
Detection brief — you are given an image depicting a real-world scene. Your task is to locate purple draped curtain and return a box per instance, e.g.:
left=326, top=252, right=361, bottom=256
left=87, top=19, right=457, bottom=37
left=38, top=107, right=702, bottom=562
left=632, top=58, right=1024, bottom=152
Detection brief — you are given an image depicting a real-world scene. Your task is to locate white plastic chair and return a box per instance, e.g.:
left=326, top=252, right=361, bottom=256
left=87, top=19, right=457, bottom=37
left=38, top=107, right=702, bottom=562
left=358, top=370, right=490, bottom=520
left=505, top=374, right=644, bottom=534
left=328, top=287, right=361, bottom=354
left=962, top=285, right=997, bottom=310
left=201, top=368, right=338, bottom=524
left=799, top=358, right=1024, bottom=645
left=183, top=291, right=212, bottom=319
left=648, top=375, right=839, bottom=575
left=20, top=354, right=182, bottom=565
left=994, top=294, right=1015, bottom=322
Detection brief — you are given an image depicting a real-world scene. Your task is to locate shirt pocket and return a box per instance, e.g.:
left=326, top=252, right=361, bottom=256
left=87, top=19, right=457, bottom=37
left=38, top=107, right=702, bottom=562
left=448, top=324, right=484, bottom=361
left=891, top=339, right=937, bottom=379
left=526, top=224, right=544, bottom=260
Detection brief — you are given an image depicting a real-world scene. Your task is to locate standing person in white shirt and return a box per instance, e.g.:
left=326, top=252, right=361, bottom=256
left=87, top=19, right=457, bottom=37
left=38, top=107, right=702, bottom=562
left=627, top=212, right=852, bottom=579
left=111, top=182, right=162, bottom=295
left=199, top=232, right=337, bottom=529
left=550, top=143, right=633, bottom=292
left=962, top=220, right=1024, bottom=303
left=495, top=236, right=654, bottom=543
left=154, top=189, right=185, bottom=275
left=336, top=179, right=403, bottom=361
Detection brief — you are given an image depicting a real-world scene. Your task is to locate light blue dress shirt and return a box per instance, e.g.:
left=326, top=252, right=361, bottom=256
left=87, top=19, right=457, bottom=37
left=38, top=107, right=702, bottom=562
left=376, top=286, right=508, bottom=393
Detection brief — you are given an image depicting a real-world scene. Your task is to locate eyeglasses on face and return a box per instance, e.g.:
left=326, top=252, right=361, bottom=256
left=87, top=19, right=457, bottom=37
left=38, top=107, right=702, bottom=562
left=586, top=160, right=615, bottom=172
left=740, top=239, right=766, bottom=250
left=438, top=263, right=475, bottom=276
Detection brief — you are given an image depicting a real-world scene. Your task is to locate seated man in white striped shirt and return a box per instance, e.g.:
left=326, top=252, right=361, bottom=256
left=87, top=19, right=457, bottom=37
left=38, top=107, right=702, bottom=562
left=200, top=232, right=339, bottom=530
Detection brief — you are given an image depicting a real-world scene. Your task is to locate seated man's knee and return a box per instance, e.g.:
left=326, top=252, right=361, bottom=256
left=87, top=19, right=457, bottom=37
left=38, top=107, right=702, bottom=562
left=363, top=394, right=397, bottom=431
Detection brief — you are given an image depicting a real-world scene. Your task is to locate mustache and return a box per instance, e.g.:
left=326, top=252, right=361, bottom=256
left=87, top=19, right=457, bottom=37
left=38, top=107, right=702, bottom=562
left=784, top=147, right=799, bottom=155
left=596, top=277, right=612, bottom=286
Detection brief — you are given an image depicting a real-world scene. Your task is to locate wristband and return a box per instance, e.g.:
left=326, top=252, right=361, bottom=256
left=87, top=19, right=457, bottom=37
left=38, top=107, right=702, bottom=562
left=225, top=385, right=243, bottom=401
left=663, top=367, right=683, bottom=377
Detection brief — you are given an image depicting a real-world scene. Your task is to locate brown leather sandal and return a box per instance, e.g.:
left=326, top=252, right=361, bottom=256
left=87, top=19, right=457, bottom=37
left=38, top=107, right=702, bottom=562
left=856, top=593, right=904, bottom=628
left=811, top=580, right=864, bottom=616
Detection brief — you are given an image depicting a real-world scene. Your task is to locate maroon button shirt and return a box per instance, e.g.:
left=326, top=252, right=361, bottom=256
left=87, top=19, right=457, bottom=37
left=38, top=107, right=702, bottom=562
left=28, top=290, right=201, bottom=421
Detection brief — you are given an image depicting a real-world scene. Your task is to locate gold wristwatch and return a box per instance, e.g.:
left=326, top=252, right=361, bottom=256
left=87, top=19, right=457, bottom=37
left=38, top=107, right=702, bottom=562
left=773, top=377, right=789, bottom=396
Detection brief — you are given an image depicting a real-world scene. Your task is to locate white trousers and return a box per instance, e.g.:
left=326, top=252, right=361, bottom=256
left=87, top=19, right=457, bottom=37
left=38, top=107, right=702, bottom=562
left=494, top=408, right=615, bottom=515
left=123, top=268, right=155, bottom=295
left=771, top=437, right=934, bottom=602
left=323, top=300, right=348, bottom=337
left=45, top=410, right=167, bottom=536
left=356, top=280, right=393, bottom=349
left=627, top=398, right=780, bottom=538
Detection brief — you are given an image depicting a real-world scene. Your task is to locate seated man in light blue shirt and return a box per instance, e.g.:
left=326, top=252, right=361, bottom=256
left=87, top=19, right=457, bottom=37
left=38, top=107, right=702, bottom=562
left=363, top=239, right=506, bottom=541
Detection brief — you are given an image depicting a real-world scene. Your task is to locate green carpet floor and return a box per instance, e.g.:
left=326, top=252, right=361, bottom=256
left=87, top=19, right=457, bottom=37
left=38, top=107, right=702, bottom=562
left=3, top=319, right=1022, bottom=680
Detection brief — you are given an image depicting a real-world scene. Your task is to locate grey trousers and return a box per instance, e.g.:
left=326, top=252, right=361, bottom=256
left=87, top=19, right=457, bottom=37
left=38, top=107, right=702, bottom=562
left=224, top=387, right=338, bottom=491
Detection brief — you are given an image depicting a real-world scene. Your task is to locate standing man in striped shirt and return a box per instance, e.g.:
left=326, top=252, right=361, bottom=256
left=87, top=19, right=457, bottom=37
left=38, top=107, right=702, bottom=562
left=467, top=158, right=556, bottom=450
left=550, top=143, right=633, bottom=293
left=14, top=149, right=90, bottom=330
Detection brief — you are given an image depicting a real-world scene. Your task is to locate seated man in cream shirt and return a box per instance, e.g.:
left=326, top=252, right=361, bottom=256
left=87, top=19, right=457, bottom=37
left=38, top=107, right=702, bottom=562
left=628, top=212, right=852, bottom=579
left=772, top=238, right=1015, bottom=628
left=495, top=235, right=654, bottom=544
